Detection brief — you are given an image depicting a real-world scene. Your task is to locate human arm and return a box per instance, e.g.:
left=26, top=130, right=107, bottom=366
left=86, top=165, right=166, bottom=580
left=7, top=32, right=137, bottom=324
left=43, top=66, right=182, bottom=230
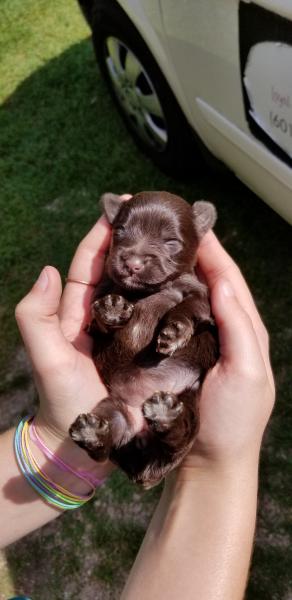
left=122, top=231, right=275, bottom=600
left=0, top=213, right=117, bottom=548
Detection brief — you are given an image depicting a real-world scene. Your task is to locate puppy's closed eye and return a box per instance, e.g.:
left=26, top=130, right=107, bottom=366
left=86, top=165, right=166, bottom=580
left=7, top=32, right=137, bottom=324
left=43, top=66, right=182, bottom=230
left=164, top=239, right=182, bottom=254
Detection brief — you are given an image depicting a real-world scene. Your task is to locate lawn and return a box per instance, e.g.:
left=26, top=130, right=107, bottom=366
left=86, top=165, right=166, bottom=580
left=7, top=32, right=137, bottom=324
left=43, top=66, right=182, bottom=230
left=0, top=1, right=291, bottom=598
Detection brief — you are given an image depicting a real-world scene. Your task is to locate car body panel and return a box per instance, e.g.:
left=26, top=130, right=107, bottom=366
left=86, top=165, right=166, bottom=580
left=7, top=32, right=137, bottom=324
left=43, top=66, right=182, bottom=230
left=250, top=0, right=292, bottom=20
left=160, top=0, right=245, bottom=131
left=196, top=98, right=292, bottom=223
left=117, top=0, right=195, bottom=124
left=159, top=0, right=292, bottom=222
left=81, top=0, right=292, bottom=222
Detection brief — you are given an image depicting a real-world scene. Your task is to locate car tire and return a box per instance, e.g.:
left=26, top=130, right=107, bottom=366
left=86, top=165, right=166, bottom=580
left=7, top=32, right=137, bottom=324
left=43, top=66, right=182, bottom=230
left=91, top=0, right=205, bottom=176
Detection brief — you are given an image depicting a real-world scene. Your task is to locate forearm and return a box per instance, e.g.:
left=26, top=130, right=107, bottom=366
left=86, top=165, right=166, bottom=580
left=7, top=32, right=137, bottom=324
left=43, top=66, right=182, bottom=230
left=122, top=457, right=259, bottom=600
left=0, top=425, right=109, bottom=548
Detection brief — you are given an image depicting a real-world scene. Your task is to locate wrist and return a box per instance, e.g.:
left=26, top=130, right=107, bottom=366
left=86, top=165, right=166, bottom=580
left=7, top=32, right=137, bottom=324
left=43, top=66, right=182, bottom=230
left=33, top=413, right=114, bottom=485
left=168, top=451, right=260, bottom=493
left=178, top=442, right=261, bottom=481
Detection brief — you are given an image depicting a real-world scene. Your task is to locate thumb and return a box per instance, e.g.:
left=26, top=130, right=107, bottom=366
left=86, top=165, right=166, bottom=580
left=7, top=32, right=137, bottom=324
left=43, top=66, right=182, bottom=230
left=15, top=266, right=72, bottom=373
left=211, top=279, right=263, bottom=371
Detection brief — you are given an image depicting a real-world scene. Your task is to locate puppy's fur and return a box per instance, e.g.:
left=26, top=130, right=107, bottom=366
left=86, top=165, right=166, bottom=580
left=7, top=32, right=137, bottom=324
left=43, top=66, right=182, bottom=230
left=70, top=191, right=218, bottom=487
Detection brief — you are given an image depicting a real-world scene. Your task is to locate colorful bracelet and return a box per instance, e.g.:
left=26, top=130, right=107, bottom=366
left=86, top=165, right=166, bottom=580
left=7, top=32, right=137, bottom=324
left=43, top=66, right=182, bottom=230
left=29, top=417, right=105, bottom=488
left=14, top=417, right=101, bottom=510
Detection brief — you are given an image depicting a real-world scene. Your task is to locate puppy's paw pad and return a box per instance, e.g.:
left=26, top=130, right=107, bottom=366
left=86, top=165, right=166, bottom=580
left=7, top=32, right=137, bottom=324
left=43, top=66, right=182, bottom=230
left=69, top=413, right=109, bottom=449
left=157, top=319, right=193, bottom=355
left=143, top=391, right=183, bottom=431
left=92, top=294, right=134, bottom=327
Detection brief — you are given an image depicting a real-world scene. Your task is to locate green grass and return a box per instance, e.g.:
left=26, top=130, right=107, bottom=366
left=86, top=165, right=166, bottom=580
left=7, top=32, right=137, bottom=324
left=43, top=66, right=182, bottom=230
left=0, top=1, right=292, bottom=598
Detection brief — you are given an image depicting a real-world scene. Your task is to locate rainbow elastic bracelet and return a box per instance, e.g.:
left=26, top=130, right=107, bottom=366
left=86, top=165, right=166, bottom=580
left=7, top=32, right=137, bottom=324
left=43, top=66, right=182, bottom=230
left=14, top=416, right=103, bottom=510
left=29, top=417, right=104, bottom=488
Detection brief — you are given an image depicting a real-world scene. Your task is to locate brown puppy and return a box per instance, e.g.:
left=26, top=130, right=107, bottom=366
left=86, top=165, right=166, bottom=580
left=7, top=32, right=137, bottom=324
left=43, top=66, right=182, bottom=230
left=70, top=191, right=218, bottom=487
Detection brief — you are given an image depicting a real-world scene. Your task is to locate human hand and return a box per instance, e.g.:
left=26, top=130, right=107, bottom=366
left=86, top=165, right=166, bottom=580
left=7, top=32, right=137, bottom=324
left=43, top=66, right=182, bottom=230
left=15, top=211, right=121, bottom=476
left=181, top=231, right=275, bottom=473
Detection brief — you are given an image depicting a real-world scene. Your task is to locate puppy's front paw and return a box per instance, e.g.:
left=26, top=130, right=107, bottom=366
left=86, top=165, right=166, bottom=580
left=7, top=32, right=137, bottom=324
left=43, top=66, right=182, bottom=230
left=92, top=294, right=134, bottom=331
left=69, top=413, right=111, bottom=461
left=143, top=391, right=183, bottom=432
left=157, top=318, right=193, bottom=356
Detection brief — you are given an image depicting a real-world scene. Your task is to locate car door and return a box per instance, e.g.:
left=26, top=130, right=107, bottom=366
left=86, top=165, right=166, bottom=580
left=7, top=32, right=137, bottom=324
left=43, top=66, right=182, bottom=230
left=159, top=0, right=244, bottom=141
left=160, top=0, right=292, bottom=223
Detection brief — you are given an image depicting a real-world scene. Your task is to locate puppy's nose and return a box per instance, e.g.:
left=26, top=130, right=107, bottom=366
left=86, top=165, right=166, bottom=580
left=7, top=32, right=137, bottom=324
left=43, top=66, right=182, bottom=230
left=125, top=256, right=144, bottom=273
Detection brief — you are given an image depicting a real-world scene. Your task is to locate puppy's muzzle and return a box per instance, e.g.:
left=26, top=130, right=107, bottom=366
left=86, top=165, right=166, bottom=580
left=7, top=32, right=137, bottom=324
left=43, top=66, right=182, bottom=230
left=124, top=256, right=144, bottom=275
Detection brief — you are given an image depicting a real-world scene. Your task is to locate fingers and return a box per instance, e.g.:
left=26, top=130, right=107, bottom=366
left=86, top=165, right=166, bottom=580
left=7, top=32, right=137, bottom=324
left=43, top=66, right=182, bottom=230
left=67, top=214, right=111, bottom=284
left=15, top=267, right=73, bottom=374
left=211, top=279, right=264, bottom=373
left=59, top=215, right=111, bottom=341
left=59, top=195, right=132, bottom=342
left=120, top=194, right=132, bottom=201
left=65, top=195, right=131, bottom=285
left=197, top=231, right=259, bottom=320
left=197, top=231, right=266, bottom=339
left=197, top=231, right=274, bottom=389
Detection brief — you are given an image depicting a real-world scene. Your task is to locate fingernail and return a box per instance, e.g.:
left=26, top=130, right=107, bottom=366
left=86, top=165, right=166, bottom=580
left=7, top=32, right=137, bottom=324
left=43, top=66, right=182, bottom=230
left=35, top=267, right=49, bottom=291
left=221, top=279, right=235, bottom=297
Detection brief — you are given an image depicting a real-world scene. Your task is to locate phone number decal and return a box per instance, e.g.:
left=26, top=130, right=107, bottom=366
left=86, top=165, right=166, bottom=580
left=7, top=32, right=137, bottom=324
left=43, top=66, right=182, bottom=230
left=270, top=111, right=292, bottom=137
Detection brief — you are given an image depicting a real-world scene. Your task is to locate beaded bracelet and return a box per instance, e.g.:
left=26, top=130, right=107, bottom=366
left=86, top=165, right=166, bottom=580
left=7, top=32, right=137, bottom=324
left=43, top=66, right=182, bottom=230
left=14, top=417, right=98, bottom=510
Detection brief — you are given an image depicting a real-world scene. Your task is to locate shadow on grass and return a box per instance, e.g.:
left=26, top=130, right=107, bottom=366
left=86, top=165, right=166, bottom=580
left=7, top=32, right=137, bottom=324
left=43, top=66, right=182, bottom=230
left=1, top=37, right=292, bottom=599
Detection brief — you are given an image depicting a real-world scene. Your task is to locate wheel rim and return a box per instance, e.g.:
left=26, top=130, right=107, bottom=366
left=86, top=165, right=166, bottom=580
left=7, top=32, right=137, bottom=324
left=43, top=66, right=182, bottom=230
left=104, top=36, right=168, bottom=151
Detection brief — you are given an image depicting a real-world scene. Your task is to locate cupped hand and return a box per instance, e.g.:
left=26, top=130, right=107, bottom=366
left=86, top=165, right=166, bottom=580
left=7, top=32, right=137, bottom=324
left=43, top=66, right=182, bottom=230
left=15, top=195, right=275, bottom=478
left=14, top=199, right=131, bottom=473
left=182, top=231, right=275, bottom=472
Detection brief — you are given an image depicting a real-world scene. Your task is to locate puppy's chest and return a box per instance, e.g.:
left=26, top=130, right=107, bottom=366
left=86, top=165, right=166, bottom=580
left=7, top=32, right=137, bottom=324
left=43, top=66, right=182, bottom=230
left=110, top=359, right=201, bottom=407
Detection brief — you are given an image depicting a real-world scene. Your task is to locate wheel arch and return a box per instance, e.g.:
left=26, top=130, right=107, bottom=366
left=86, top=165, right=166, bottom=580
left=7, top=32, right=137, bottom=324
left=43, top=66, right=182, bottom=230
left=116, top=1, right=227, bottom=172
left=95, top=0, right=195, bottom=128
left=88, top=0, right=226, bottom=173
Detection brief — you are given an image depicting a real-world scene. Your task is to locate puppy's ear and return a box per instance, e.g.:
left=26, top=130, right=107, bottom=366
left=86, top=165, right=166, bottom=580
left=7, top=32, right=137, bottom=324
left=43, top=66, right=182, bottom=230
left=192, top=201, right=217, bottom=239
left=100, top=193, right=122, bottom=224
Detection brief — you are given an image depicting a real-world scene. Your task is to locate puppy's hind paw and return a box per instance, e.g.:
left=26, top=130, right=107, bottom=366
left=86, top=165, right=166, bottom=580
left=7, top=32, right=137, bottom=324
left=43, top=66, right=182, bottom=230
left=157, top=318, right=193, bottom=356
left=69, top=413, right=111, bottom=461
left=143, top=391, right=183, bottom=432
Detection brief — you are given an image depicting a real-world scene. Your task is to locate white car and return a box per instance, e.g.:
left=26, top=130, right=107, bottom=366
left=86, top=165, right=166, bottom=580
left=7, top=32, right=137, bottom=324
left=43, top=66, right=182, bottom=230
left=78, top=0, right=292, bottom=224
